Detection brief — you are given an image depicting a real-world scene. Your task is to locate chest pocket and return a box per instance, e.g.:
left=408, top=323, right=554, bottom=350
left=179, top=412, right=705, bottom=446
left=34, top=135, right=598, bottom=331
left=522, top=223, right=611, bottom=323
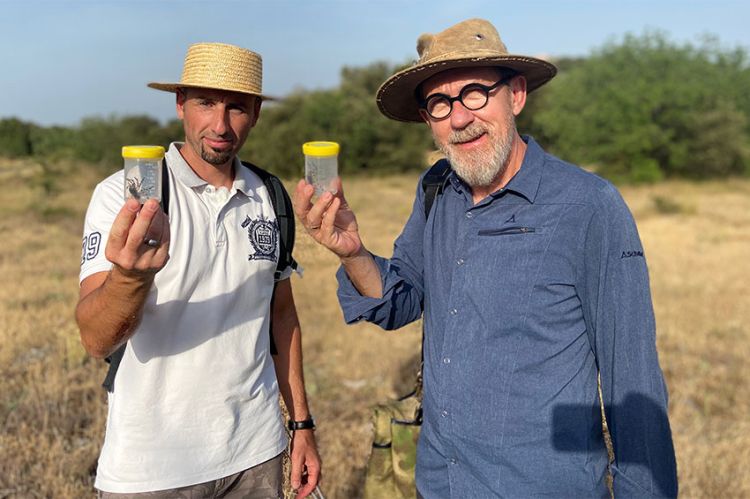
left=467, top=224, right=550, bottom=329
left=474, top=224, right=548, bottom=275
left=478, top=225, right=541, bottom=236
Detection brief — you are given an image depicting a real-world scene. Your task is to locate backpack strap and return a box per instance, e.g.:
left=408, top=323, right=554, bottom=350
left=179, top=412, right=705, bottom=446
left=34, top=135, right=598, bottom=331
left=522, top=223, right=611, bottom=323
left=421, top=158, right=451, bottom=219
left=102, top=344, right=126, bottom=392
left=412, top=158, right=451, bottom=397
left=161, top=156, right=171, bottom=216
left=240, top=161, right=298, bottom=280
left=241, top=161, right=298, bottom=357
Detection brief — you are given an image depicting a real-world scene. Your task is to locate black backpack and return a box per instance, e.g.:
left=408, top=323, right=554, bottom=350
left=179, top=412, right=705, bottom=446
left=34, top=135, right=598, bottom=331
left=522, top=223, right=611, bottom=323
left=102, top=159, right=297, bottom=392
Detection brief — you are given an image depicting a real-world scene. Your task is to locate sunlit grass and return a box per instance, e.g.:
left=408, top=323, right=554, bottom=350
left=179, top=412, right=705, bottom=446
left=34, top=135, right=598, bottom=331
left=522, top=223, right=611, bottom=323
left=1, top=160, right=748, bottom=497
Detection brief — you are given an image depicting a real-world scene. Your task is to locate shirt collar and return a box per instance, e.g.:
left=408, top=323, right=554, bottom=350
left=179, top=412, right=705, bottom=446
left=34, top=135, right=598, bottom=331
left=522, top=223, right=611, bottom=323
left=166, top=143, right=205, bottom=188
left=502, top=135, right=544, bottom=204
left=445, top=135, right=545, bottom=204
left=231, top=159, right=258, bottom=196
left=165, top=142, right=257, bottom=196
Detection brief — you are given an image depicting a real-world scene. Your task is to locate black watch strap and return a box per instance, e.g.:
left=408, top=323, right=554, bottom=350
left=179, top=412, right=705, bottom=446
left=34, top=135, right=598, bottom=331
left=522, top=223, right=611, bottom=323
left=287, top=417, right=315, bottom=431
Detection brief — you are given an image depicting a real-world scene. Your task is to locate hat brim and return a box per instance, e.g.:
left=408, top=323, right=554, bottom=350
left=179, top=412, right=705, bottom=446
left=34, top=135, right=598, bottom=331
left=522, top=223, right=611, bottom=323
left=147, top=82, right=274, bottom=101
left=376, top=55, right=557, bottom=123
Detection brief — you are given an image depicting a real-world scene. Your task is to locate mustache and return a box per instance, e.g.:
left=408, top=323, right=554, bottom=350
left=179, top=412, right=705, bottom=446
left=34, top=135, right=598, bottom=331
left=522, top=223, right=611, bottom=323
left=448, top=123, right=489, bottom=144
left=202, top=132, right=234, bottom=142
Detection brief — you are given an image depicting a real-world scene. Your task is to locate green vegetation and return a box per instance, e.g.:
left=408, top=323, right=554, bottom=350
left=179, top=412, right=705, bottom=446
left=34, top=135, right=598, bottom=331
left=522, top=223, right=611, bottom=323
left=2, top=32, right=749, bottom=183
left=531, top=31, right=750, bottom=182
left=243, top=62, right=433, bottom=177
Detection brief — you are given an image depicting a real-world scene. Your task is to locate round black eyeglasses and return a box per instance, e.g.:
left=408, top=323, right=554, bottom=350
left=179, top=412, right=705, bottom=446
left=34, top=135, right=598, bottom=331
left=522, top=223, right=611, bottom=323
left=419, top=73, right=515, bottom=120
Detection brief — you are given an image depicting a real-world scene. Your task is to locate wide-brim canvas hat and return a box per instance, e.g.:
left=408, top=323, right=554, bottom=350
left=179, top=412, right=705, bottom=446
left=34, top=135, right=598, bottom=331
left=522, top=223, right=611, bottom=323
left=376, top=18, right=557, bottom=122
left=148, top=42, right=269, bottom=99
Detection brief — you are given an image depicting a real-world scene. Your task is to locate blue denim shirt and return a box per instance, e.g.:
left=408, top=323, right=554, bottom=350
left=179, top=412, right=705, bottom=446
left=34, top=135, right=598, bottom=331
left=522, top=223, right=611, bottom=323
left=338, top=137, right=677, bottom=498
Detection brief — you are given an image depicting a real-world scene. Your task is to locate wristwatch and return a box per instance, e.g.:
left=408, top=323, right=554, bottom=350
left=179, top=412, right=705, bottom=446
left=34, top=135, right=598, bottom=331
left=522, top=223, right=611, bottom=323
left=287, top=417, right=316, bottom=431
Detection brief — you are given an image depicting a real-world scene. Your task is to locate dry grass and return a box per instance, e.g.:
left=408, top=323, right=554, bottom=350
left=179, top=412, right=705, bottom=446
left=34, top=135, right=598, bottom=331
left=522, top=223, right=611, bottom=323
left=0, top=158, right=748, bottom=498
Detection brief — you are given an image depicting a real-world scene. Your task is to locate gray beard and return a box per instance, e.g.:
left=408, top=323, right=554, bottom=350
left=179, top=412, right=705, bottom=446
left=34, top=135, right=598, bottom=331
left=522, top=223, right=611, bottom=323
left=436, top=115, right=516, bottom=188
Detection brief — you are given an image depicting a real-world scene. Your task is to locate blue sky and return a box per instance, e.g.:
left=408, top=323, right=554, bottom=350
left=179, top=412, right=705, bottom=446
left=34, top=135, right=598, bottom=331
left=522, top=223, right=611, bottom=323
left=1, top=0, right=748, bottom=126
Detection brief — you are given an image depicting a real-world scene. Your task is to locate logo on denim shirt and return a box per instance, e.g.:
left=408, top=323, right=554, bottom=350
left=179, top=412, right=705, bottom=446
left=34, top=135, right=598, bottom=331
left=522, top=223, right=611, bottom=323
left=621, top=250, right=644, bottom=259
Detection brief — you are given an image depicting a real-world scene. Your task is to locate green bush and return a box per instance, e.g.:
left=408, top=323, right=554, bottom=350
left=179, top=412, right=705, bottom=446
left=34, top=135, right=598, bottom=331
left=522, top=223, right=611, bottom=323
left=242, top=61, right=433, bottom=177
left=533, top=31, right=750, bottom=182
left=0, top=118, right=33, bottom=158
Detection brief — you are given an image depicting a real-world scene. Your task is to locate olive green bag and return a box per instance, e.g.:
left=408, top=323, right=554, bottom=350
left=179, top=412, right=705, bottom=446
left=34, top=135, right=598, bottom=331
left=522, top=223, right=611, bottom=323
left=362, top=374, right=422, bottom=499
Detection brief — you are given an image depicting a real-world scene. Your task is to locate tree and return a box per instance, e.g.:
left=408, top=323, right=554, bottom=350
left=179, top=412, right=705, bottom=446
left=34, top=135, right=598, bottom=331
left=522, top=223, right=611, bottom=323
left=533, top=31, right=750, bottom=181
left=71, top=115, right=179, bottom=172
left=0, top=118, right=33, bottom=157
left=242, top=61, right=433, bottom=178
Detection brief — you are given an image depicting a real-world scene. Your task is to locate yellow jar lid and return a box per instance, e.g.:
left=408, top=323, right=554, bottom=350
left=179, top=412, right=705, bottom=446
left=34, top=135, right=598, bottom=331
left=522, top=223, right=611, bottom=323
left=122, top=145, right=166, bottom=159
left=302, top=141, right=339, bottom=157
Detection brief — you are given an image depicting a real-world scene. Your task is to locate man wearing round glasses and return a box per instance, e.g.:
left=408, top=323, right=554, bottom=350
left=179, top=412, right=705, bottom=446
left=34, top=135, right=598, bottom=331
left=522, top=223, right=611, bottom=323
left=418, top=68, right=520, bottom=200
left=295, top=18, right=677, bottom=498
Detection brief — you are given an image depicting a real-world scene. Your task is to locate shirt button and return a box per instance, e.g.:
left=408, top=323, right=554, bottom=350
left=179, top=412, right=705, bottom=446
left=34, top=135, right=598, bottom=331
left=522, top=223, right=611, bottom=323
left=456, top=258, right=464, bottom=266
left=441, top=410, right=448, bottom=418
left=450, top=458, right=457, bottom=465
left=465, top=211, right=474, bottom=219
left=449, top=308, right=457, bottom=316
left=205, top=185, right=214, bottom=194
left=443, top=357, right=451, bottom=364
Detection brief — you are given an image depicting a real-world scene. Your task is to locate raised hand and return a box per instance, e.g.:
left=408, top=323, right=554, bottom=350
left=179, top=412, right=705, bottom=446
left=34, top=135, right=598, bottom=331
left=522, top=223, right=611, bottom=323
left=293, top=177, right=363, bottom=258
left=105, top=198, right=170, bottom=278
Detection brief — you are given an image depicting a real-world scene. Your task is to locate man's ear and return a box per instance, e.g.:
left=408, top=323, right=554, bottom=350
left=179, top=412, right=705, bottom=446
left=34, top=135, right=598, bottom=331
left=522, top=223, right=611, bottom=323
left=250, top=97, right=262, bottom=127
left=510, top=76, right=527, bottom=116
left=175, top=89, right=186, bottom=120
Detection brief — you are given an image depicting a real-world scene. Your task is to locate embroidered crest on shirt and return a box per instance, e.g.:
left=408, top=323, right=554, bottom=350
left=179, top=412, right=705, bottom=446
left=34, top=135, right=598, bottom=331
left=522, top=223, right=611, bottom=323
left=241, top=215, right=278, bottom=262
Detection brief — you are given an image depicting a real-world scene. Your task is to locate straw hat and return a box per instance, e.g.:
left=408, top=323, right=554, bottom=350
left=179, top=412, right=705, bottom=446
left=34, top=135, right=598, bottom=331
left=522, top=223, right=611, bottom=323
left=376, top=18, right=557, bottom=122
left=148, top=42, right=267, bottom=99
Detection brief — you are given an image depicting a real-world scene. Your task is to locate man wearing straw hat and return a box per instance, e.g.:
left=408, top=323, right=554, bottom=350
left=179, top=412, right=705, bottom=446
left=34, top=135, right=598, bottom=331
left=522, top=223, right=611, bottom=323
left=76, top=43, right=321, bottom=497
left=296, top=18, right=677, bottom=497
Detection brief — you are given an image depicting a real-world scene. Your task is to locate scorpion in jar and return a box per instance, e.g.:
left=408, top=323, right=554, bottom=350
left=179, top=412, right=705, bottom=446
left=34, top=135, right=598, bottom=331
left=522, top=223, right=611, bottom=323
left=126, top=176, right=143, bottom=199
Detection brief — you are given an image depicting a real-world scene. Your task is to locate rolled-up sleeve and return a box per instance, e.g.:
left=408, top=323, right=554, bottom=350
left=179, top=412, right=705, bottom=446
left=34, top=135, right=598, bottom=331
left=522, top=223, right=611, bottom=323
left=581, top=183, right=678, bottom=498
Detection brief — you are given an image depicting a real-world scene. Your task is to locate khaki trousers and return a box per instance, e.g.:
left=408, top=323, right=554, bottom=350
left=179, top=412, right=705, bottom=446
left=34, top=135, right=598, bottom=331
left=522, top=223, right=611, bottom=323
left=97, top=453, right=283, bottom=499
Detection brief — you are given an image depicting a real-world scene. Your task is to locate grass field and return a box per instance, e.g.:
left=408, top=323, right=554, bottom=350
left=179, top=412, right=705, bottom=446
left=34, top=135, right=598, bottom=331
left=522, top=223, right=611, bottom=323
left=0, top=158, right=748, bottom=498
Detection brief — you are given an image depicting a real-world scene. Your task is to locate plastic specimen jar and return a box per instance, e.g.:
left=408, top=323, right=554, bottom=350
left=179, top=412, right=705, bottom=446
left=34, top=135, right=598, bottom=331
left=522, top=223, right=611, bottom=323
left=302, top=141, right=339, bottom=195
left=122, top=145, right=165, bottom=203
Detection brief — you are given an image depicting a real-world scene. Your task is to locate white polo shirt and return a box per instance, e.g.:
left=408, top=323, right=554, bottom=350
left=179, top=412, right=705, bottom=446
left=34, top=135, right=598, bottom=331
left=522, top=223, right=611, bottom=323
left=80, top=143, right=289, bottom=493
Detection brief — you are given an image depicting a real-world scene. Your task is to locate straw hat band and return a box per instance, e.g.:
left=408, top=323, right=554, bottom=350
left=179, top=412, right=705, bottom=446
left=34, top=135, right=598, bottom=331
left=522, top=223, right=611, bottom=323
left=148, top=42, right=266, bottom=98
